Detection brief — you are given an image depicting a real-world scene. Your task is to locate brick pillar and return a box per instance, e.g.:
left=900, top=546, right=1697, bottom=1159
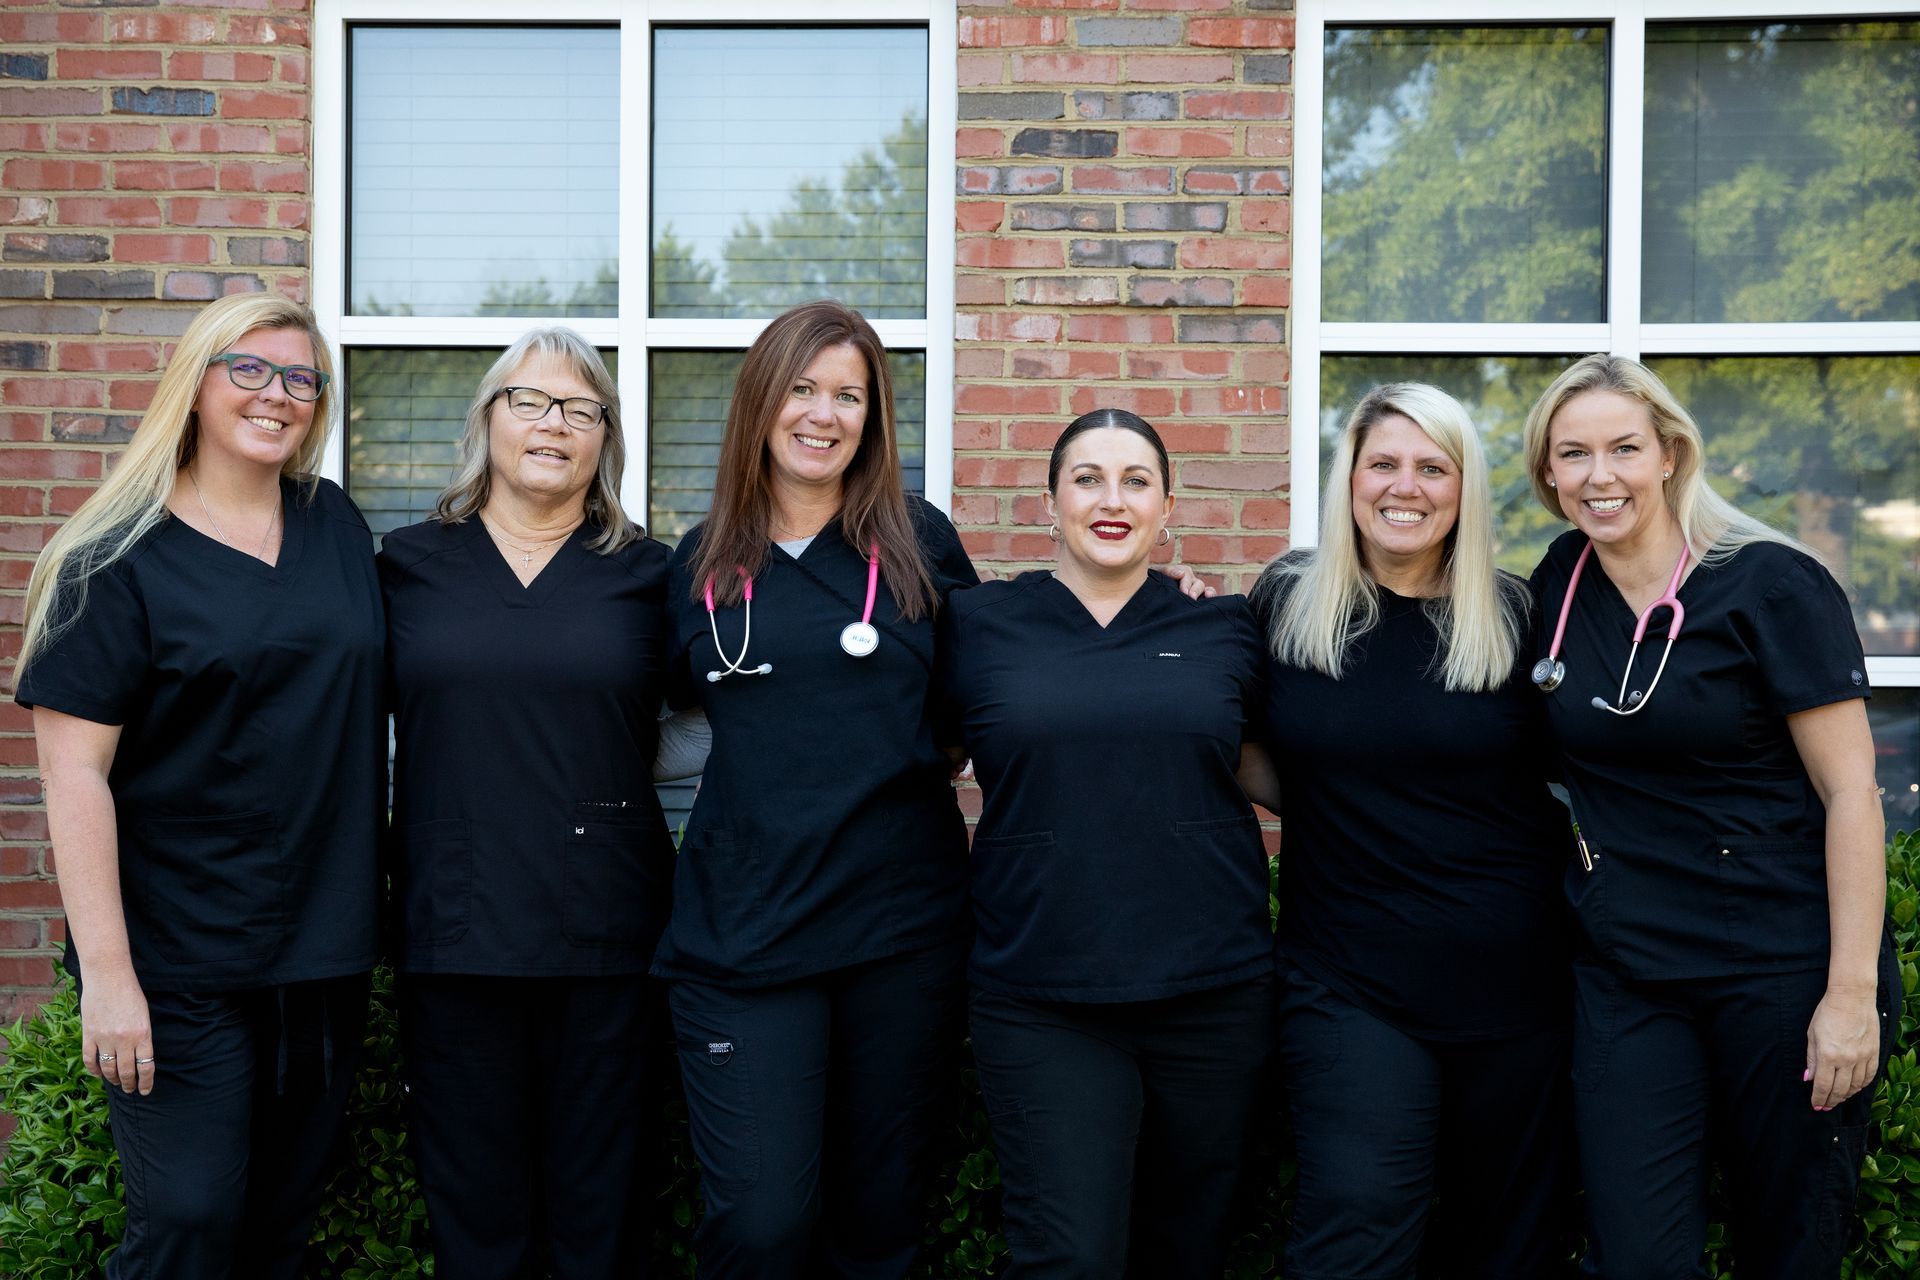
left=0, top=3, right=314, bottom=1023
left=952, top=2, right=1295, bottom=596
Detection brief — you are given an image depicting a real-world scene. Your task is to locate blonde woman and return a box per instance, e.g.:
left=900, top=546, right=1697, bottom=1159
left=1247, top=383, right=1572, bottom=1277
left=15, top=292, right=382, bottom=1280
left=1524, top=355, right=1894, bottom=1278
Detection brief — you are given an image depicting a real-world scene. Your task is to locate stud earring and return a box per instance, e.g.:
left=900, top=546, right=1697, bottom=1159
left=1546, top=478, right=1556, bottom=488
left=1663, top=470, right=1672, bottom=479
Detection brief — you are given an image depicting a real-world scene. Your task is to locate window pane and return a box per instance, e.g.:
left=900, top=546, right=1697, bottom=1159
left=1322, top=355, right=1576, bottom=577
left=648, top=349, right=926, bottom=543
left=1645, top=356, right=1920, bottom=657
left=651, top=28, right=928, bottom=320
left=347, top=347, right=618, bottom=541
left=351, top=27, right=618, bottom=318
left=1322, top=27, right=1606, bottom=323
left=1644, top=22, right=1920, bottom=323
left=1873, top=686, right=1919, bottom=832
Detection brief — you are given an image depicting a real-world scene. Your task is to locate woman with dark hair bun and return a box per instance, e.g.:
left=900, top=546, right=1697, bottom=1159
left=938, top=409, right=1276, bottom=1278
left=656, top=299, right=978, bottom=1277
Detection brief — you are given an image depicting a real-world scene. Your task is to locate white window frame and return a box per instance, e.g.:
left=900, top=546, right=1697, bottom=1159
left=311, top=0, right=958, bottom=524
left=1293, top=0, right=1920, bottom=686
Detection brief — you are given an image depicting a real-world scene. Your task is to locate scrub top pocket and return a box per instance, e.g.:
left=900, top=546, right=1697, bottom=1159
left=132, top=810, right=286, bottom=965
left=563, top=802, right=672, bottom=946
left=674, top=828, right=767, bottom=969
left=396, top=818, right=473, bottom=947
left=1711, top=835, right=1828, bottom=965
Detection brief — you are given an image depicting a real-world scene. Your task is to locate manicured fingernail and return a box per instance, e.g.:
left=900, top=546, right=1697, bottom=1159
left=1803, top=1068, right=1813, bottom=1081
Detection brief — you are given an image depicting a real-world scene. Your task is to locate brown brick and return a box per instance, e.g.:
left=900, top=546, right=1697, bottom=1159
left=169, top=197, right=271, bottom=228
left=56, top=49, right=164, bottom=81
left=113, top=160, right=218, bottom=191
left=0, top=88, right=102, bottom=118
left=1070, top=165, right=1174, bottom=195
left=53, top=121, right=166, bottom=152
left=1187, top=18, right=1297, bottom=48
left=3, top=160, right=108, bottom=191
left=219, top=90, right=304, bottom=119
left=228, top=14, right=310, bottom=46
left=959, top=16, right=1069, bottom=48
left=115, top=233, right=215, bottom=264
left=169, top=52, right=276, bottom=82
left=0, top=14, right=105, bottom=43
left=56, top=341, right=161, bottom=373
left=217, top=160, right=307, bottom=193
left=110, top=13, right=220, bottom=44
left=167, top=123, right=273, bottom=153
left=57, top=197, right=163, bottom=228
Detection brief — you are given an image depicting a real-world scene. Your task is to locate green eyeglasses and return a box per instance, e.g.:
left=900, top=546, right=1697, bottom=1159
left=207, top=352, right=329, bottom=402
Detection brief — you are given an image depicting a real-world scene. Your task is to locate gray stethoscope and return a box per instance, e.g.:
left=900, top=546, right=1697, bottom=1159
left=703, top=545, right=881, bottom=682
left=1532, top=540, right=1690, bottom=716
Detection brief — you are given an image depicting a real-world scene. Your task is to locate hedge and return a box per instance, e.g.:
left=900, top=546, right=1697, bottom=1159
left=5, top=830, right=1918, bottom=1277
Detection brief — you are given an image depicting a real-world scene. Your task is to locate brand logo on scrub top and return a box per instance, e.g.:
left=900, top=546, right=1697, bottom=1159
left=1156, top=652, right=1182, bottom=658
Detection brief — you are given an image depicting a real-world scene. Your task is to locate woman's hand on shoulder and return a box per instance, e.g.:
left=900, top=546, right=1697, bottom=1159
left=1160, top=563, right=1217, bottom=600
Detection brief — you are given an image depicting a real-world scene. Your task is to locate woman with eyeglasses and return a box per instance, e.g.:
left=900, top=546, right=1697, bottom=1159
left=377, top=327, right=684, bottom=1279
left=1523, top=355, right=1895, bottom=1277
left=15, top=292, right=383, bottom=1280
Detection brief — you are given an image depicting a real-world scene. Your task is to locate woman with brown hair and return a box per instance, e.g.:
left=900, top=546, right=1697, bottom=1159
left=654, top=299, right=978, bottom=1277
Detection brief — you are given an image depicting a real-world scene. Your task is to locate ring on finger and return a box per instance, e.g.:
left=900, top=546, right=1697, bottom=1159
left=97, top=1052, right=117, bottom=1062
left=134, top=1056, right=155, bottom=1066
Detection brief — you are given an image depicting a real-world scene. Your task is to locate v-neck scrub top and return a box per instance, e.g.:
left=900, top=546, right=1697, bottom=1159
left=940, top=571, right=1271, bottom=1002
left=379, top=518, right=677, bottom=976
left=653, top=497, right=979, bottom=988
left=1529, top=530, right=1870, bottom=980
left=15, top=477, right=385, bottom=993
left=1252, top=572, right=1571, bottom=1041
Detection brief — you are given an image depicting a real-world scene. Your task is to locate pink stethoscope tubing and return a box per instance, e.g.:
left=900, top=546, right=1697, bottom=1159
left=703, top=545, right=880, bottom=682
left=1533, top=540, right=1690, bottom=717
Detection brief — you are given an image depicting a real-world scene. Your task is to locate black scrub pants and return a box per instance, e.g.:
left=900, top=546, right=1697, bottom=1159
left=398, top=973, right=659, bottom=1280
left=99, top=974, right=368, bottom=1280
left=667, top=941, right=967, bottom=1280
left=1273, top=961, right=1571, bottom=1280
left=968, top=975, right=1274, bottom=1280
left=1573, top=942, right=1901, bottom=1280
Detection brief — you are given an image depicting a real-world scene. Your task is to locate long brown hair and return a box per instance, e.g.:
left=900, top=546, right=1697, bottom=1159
left=689, top=299, right=938, bottom=620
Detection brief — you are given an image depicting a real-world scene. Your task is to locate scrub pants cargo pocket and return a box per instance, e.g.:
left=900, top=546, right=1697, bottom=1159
left=668, top=983, right=761, bottom=1193
left=396, top=818, right=472, bottom=947
left=133, top=810, right=286, bottom=965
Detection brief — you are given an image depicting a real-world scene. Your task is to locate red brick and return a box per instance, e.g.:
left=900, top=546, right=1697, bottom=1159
left=956, top=201, right=1006, bottom=232
left=1125, top=128, right=1235, bottom=158
left=0, top=490, right=43, bottom=515
left=169, top=197, right=270, bottom=229
left=1240, top=276, right=1292, bottom=307
left=1188, top=18, right=1296, bottom=49
left=951, top=492, right=1001, bottom=525
left=0, top=197, right=53, bottom=227
left=1158, top=422, right=1234, bottom=452
left=1127, top=350, right=1234, bottom=381
left=1066, top=313, right=1174, bottom=344
left=1070, top=165, right=1173, bottom=195
left=1009, top=493, right=1050, bottom=525
left=53, top=122, right=166, bottom=153
left=0, top=449, right=100, bottom=480
left=0, top=13, right=104, bottom=42
left=56, top=342, right=161, bottom=372
left=1126, top=0, right=1232, bottom=9
left=0, top=88, right=102, bottom=118
left=219, top=89, right=304, bottom=119
left=114, top=160, right=218, bottom=192
left=274, top=200, right=308, bottom=231
left=1241, top=198, right=1290, bottom=233
left=1131, top=276, right=1234, bottom=307
left=1167, top=496, right=1234, bottom=527
left=218, top=160, right=306, bottom=193
left=955, top=275, right=1006, bottom=305
left=1243, top=350, right=1290, bottom=384
left=1125, top=53, right=1235, bottom=83
left=1247, top=126, right=1291, bottom=157
left=1181, top=238, right=1291, bottom=271
left=167, top=123, right=273, bottom=153
left=110, top=12, right=220, bottom=44
left=56, top=49, right=163, bottom=80
left=49, top=485, right=95, bottom=515
left=0, top=954, right=57, bottom=987
left=1068, top=386, right=1175, bottom=417
left=955, top=311, right=1062, bottom=343
left=0, top=380, right=104, bottom=410
left=3, top=160, right=107, bottom=191
left=1009, top=420, right=1070, bottom=451
left=1012, top=53, right=1119, bottom=84
left=1010, top=348, right=1122, bottom=380
left=1012, top=275, right=1119, bottom=306
left=1185, top=90, right=1291, bottom=121
left=956, top=128, right=1004, bottom=159
left=0, top=413, right=44, bottom=442
left=0, top=919, right=43, bottom=950
left=1181, top=459, right=1289, bottom=492
left=169, top=51, right=276, bottom=82
left=274, top=124, right=307, bottom=155
left=1243, top=499, right=1292, bottom=528
left=1007, top=0, right=1120, bottom=8
left=1180, top=386, right=1288, bottom=417
left=229, top=14, right=310, bottom=46
left=957, top=237, right=1065, bottom=270
left=0, top=124, right=50, bottom=153
left=959, top=16, right=1067, bottom=48
left=953, top=418, right=1002, bottom=450
left=1239, top=421, right=1290, bottom=452
left=108, top=379, right=157, bottom=411
left=958, top=54, right=1003, bottom=87
left=272, top=274, right=307, bottom=303
left=1173, top=534, right=1288, bottom=563
left=956, top=384, right=1063, bottom=416
left=57, top=197, right=162, bottom=228
left=113, top=233, right=214, bottom=264
left=953, top=455, right=1052, bottom=488
left=276, top=52, right=309, bottom=86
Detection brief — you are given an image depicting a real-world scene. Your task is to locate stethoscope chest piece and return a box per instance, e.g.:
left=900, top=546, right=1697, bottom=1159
left=840, top=621, right=879, bottom=658
left=1531, top=657, right=1566, bottom=692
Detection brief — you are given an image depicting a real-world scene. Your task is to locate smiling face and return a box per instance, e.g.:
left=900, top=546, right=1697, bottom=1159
left=485, top=350, right=605, bottom=511
left=191, top=325, right=317, bottom=477
left=1544, top=388, right=1677, bottom=553
left=1349, top=412, right=1461, bottom=589
left=765, top=342, right=869, bottom=504
left=1046, top=426, right=1174, bottom=581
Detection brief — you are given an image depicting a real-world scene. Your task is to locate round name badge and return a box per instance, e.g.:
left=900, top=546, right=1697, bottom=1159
left=840, top=621, right=880, bottom=658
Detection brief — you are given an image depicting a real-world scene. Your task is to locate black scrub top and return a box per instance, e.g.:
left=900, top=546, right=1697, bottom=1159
left=15, top=477, right=384, bottom=993
left=653, top=497, right=978, bottom=988
left=940, top=571, right=1271, bottom=1003
left=379, top=518, right=676, bottom=976
left=1530, top=530, right=1870, bottom=980
left=1251, top=569, right=1570, bottom=1041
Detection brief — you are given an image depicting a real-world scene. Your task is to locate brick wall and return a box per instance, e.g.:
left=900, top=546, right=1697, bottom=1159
left=0, top=2, right=314, bottom=1026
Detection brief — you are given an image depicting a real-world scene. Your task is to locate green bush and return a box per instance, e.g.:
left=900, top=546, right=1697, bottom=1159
left=6, top=831, right=1918, bottom=1277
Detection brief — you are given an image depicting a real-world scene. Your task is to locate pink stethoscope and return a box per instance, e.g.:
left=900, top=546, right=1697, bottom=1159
left=703, top=545, right=881, bottom=682
left=1533, top=540, right=1691, bottom=716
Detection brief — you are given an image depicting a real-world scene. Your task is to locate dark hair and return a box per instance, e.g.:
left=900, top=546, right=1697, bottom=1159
left=1047, top=408, right=1172, bottom=492
left=688, top=299, right=939, bottom=621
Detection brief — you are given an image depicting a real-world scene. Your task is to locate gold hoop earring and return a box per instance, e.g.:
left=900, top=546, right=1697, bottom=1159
left=1157, top=527, right=1171, bottom=547
left=1047, top=523, right=1059, bottom=542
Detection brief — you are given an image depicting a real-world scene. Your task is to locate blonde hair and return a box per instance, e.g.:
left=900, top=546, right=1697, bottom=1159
left=18, top=293, right=337, bottom=682
left=1258, top=382, right=1526, bottom=692
left=1522, top=354, right=1809, bottom=565
left=431, top=326, right=638, bottom=554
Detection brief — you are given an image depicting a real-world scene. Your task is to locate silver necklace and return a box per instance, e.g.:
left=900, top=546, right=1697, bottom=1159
left=188, top=467, right=280, bottom=562
left=480, top=514, right=576, bottom=572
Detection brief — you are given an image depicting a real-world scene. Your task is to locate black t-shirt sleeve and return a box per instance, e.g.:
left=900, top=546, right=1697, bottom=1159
left=1222, top=594, right=1267, bottom=744
left=663, top=532, right=702, bottom=712
left=14, top=555, right=149, bottom=725
left=1747, top=550, right=1870, bottom=715
left=912, top=497, right=980, bottom=597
